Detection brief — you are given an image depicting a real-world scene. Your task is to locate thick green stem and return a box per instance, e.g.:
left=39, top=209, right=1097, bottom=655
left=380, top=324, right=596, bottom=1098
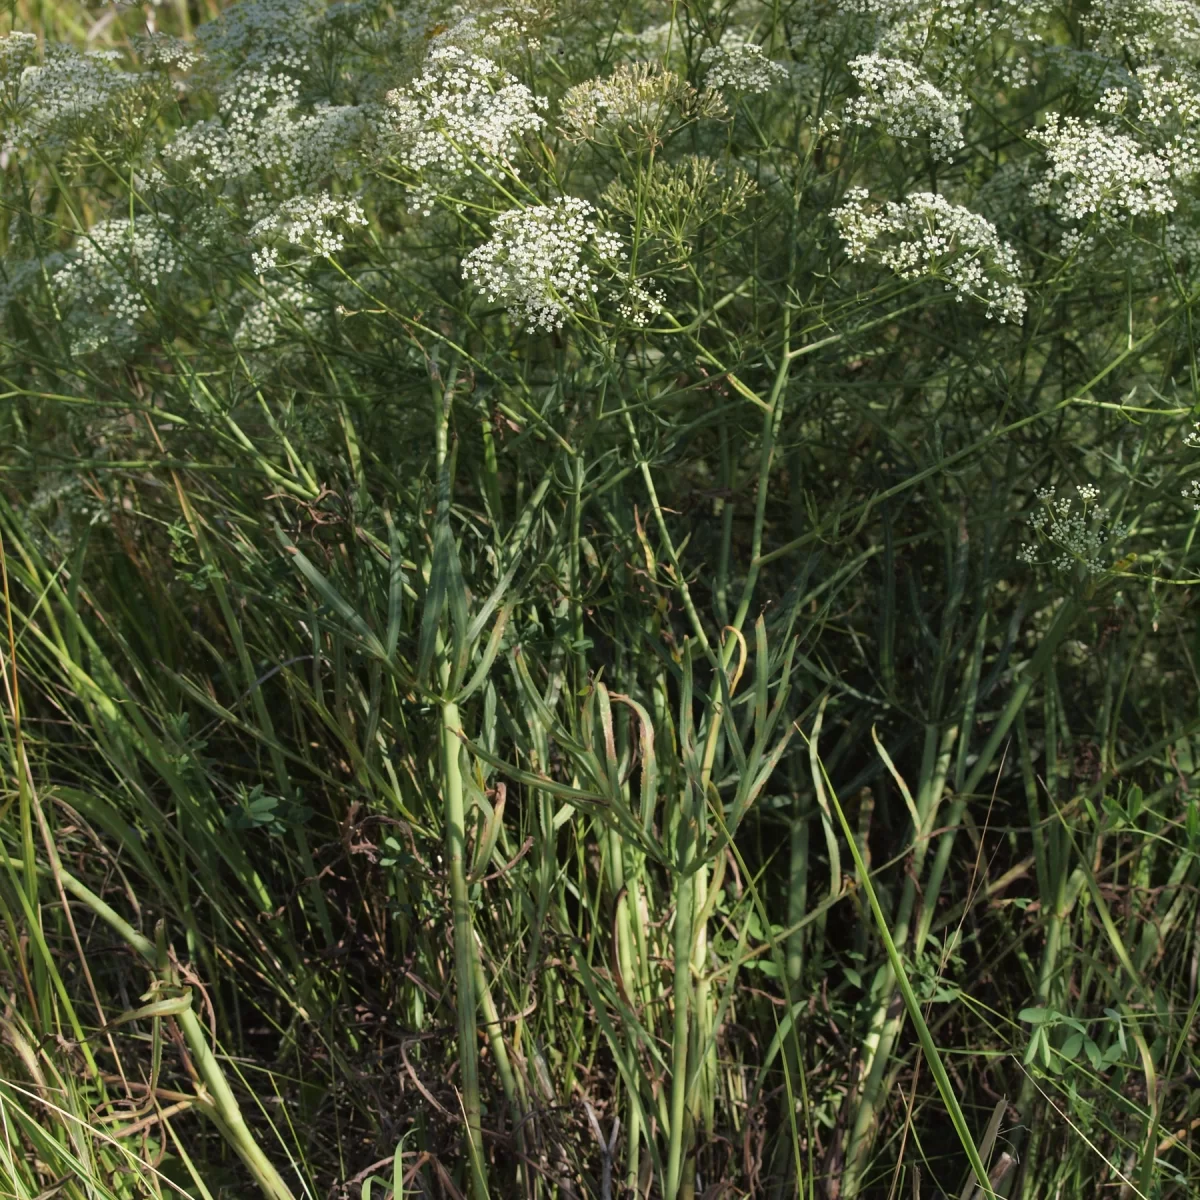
left=431, top=358, right=487, bottom=1199
left=665, top=783, right=698, bottom=1200
left=441, top=678, right=488, bottom=1198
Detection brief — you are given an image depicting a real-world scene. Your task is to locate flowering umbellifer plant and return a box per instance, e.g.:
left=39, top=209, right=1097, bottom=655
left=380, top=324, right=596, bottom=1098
left=5, top=0, right=1200, bottom=1199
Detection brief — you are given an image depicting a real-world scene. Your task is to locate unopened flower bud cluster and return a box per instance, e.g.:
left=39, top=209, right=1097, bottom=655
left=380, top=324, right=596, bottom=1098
left=834, top=188, right=1027, bottom=322
left=560, top=62, right=724, bottom=145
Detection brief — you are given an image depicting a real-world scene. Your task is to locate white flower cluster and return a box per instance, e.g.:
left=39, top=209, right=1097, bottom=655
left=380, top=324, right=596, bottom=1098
left=50, top=217, right=178, bottom=347
left=1181, top=422, right=1200, bottom=508
left=1085, top=0, right=1200, bottom=60
left=834, top=188, right=1027, bottom=322
left=235, top=281, right=324, bottom=349
left=1030, top=114, right=1192, bottom=247
left=1031, top=68, right=1200, bottom=249
left=462, top=197, right=623, bottom=331
left=701, top=32, right=789, bottom=94
left=7, top=44, right=143, bottom=149
left=423, top=6, right=540, bottom=57
left=846, top=54, right=966, bottom=159
left=23, top=474, right=110, bottom=550
left=1166, top=198, right=1200, bottom=270
left=1017, top=485, right=1127, bottom=575
left=1106, top=65, right=1200, bottom=129
left=384, top=45, right=547, bottom=216
left=248, top=192, right=368, bottom=272
left=135, top=33, right=201, bottom=72
left=197, top=0, right=325, bottom=74
left=560, top=62, right=724, bottom=145
left=0, top=31, right=37, bottom=82
left=838, top=0, right=1048, bottom=79
left=163, top=64, right=365, bottom=189
left=615, top=280, right=667, bottom=327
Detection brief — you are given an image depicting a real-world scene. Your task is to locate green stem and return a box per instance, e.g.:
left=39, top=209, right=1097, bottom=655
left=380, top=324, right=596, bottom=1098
left=664, top=782, right=697, bottom=1200
left=433, top=363, right=488, bottom=1197
left=4, top=855, right=298, bottom=1200
left=441, top=685, right=488, bottom=1197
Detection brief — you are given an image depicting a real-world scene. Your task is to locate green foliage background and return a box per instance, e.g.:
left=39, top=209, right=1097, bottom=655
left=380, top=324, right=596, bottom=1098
left=2, top=1, right=1200, bottom=1198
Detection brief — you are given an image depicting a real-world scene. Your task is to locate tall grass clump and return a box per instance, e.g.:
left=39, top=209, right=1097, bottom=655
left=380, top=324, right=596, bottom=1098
left=3, top=0, right=1200, bottom=1196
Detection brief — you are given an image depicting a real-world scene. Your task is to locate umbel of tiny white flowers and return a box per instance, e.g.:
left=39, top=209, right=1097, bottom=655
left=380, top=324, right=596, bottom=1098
left=248, top=193, right=368, bottom=274
left=846, top=54, right=966, bottom=160
left=235, top=281, right=324, bottom=350
left=50, top=217, right=180, bottom=352
left=1017, top=484, right=1128, bottom=575
left=383, top=44, right=547, bottom=216
left=5, top=41, right=144, bottom=150
left=461, top=197, right=625, bottom=332
left=1181, top=422, right=1200, bottom=509
left=1030, top=69, right=1200, bottom=252
left=162, top=62, right=366, bottom=191
left=834, top=189, right=1027, bottom=322
left=613, top=281, right=667, bottom=327
left=699, top=32, right=788, bottom=94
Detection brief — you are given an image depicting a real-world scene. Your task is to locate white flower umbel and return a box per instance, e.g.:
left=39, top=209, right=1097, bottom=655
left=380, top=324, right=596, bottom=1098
left=462, top=197, right=623, bottom=331
left=163, top=65, right=365, bottom=189
left=700, top=32, right=788, bottom=94
left=235, top=280, right=325, bottom=349
left=197, top=0, right=326, bottom=75
left=384, top=45, right=547, bottom=216
left=846, top=55, right=966, bottom=160
left=424, top=6, right=540, bottom=57
left=1085, top=0, right=1200, bottom=60
left=834, top=188, right=1027, bottom=322
left=50, top=217, right=179, bottom=350
left=1017, top=485, right=1128, bottom=575
left=134, top=33, right=201, bottom=73
left=8, top=45, right=143, bottom=149
left=1031, top=115, right=1176, bottom=217
left=0, top=31, right=37, bottom=83
left=837, top=0, right=1050, bottom=78
left=248, top=192, right=368, bottom=271
left=614, top=280, right=666, bottom=327
left=1182, top=421, right=1200, bottom=508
